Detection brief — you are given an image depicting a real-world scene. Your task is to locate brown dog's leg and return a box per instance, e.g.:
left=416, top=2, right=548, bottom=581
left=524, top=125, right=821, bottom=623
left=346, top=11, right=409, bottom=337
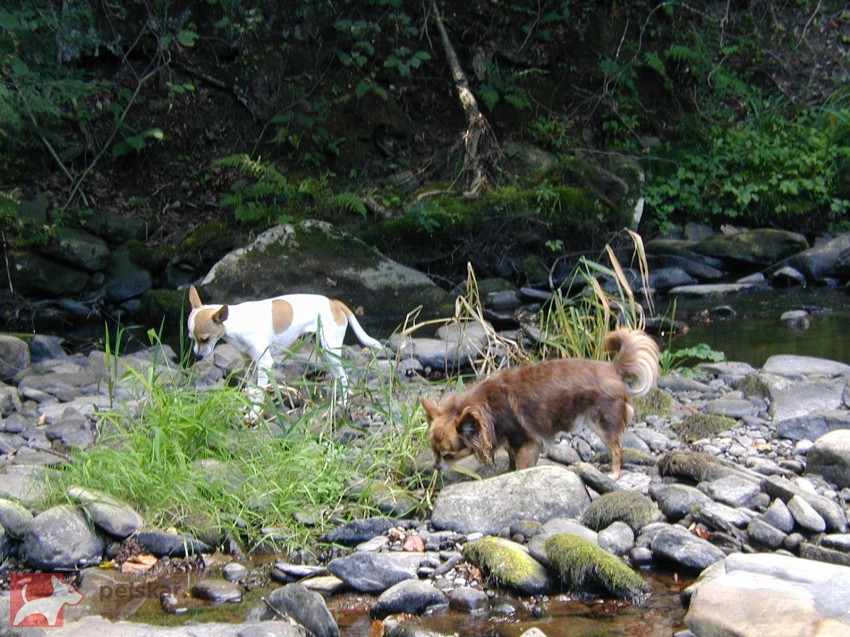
left=607, top=442, right=622, bottom=480
left=511, top=441, right=542, bottom=471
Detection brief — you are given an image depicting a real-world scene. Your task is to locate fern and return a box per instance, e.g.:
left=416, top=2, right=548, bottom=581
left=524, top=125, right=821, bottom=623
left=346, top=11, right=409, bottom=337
left=329, top=192, right=367, bottom=218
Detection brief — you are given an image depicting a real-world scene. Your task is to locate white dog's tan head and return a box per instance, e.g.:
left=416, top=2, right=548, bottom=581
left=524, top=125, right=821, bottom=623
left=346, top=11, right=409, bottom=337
left=187, top=286, right=229, bottom=359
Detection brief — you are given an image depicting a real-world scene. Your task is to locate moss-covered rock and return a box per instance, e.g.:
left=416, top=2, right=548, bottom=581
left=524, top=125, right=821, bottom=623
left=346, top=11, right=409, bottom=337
left=635, top=388, right=677, bottom=417
left=544, top=533, right=651, bottom=600
left=197, top=221, right=454, bottom=327
left=463, top=536, right=552, bottom=595
left=674, top=413, right=737, bottom=443
left=580, top=491, right=663, bottom=533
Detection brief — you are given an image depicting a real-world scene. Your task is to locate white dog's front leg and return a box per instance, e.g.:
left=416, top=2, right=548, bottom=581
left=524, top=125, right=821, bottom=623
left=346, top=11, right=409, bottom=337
left=244, top=351, right=274, bottom=424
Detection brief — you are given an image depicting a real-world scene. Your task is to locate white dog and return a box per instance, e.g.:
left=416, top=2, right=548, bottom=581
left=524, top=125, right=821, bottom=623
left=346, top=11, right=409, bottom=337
left=187, top=286, right=382, bottom=418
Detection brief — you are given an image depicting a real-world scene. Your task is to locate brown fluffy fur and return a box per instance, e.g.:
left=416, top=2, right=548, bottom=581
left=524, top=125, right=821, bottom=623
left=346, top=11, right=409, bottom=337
left=422, top=328, right=660, bottom=479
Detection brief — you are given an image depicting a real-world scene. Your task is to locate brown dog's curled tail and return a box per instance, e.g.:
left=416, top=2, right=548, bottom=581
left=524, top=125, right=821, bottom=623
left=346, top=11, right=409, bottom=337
left=603, top=328, right=660, bottom=398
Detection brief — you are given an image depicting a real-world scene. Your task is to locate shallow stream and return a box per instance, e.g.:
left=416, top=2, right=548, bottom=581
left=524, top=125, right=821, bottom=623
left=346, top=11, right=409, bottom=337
left=68, top=558, right=691, bottom=636
left=661, top=287, right=850, bottom=367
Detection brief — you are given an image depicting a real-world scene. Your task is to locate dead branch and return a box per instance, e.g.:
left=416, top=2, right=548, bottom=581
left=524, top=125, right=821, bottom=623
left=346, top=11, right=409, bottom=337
left=431, top=0, right=501, bottom=197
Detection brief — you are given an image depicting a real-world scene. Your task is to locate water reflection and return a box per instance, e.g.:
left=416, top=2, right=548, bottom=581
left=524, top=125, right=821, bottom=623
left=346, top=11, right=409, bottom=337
left=662, top=288, right=850, bottom=367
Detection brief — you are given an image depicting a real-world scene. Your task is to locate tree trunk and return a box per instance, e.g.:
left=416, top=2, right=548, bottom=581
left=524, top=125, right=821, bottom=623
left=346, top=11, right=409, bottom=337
left=431, top=1, right=501, bottom=196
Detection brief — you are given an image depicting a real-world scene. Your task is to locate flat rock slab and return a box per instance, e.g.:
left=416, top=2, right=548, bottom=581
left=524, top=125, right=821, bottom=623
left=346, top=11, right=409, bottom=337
left=431, top=465, right=591, bottom=535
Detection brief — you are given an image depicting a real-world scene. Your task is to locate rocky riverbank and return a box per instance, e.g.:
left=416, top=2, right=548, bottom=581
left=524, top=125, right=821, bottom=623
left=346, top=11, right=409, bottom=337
left=1, top=318, right=850, bottom=636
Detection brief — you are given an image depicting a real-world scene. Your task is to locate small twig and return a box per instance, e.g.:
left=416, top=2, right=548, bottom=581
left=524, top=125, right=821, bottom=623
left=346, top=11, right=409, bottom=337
left=64, top=55, right=170, bottom=209
left=1, top=232, right=14, bottom=293
left=797, top=0, right=823, bottom=46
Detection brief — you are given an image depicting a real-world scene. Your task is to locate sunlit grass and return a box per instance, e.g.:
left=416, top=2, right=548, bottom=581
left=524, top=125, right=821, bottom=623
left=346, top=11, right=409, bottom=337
left=48, top=336, right=430, bottom=551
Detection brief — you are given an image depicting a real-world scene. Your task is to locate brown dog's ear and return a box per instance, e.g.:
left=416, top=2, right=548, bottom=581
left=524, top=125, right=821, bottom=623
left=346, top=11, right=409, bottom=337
left=458, top=406, right=494, bottom=464
left=212, top=305, right=229, bottom=324
left=188, top=286, right=203, bottom=309
left=421, top=397, right=440, bottom=422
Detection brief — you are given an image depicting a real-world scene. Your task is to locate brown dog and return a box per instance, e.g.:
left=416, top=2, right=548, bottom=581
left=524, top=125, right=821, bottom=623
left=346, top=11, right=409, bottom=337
left=422, top=328, right=660, bottom=479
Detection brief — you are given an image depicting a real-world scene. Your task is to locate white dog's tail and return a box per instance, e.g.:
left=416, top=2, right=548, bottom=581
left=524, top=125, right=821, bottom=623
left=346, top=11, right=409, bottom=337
left=338, top=304, right=383, bottom=349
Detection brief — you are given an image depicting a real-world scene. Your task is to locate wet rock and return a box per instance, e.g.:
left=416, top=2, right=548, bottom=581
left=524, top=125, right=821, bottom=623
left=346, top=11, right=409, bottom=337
left=23, top=504, right=105, bottom=569
left=448, top=586, right=490, bottom=612
left=371, top=579, right=448, bottom=618
left=191, top=578, right=243, bottom=603
left=135, top=531, right=212, bottom=557
left=327, top=552, right=417, bottom=593
left=431, top=465, right=590, bottom=535
left=261, top=583, right=340, bottom=637
left=650, top=525, right=726, bottom=572
left=223, top=562, right=248, bottom=582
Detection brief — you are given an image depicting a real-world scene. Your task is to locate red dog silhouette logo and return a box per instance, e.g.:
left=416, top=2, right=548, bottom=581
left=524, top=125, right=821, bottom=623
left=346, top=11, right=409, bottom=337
left=10, top=573, right=84, bottom=627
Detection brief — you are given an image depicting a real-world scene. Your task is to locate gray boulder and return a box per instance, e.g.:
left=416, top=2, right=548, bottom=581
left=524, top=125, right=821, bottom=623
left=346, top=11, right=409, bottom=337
left=327, top=552, right=418, bottom=593
left=691, top=228, right=808, bottom=266
left=67, top=486, right=144, bottom=538
left=0, top=335, right=30, bottom=381
left=10, top=251, right=90, bottom=295
left=49, top=226, right=111, bottom=272
left=23, top=505, right=105, bottom=569
left=261, top=583, right=339, bottom=637
left=685, top=553, right=850, bottom=636
left=650, top=524, right=726, bottom=572
left=807, top=430, right=850, bottom=488
left=0, top=497, right=34, bottom=538
left=650, top=484, right=713, bottom=522
left=430, top=465, right=591, bottom=535
left=762, top=355, right=850, bottom=378
left=198, top=221, right=454, bottom=324
left=104, top=245, right=153, bottom=302
left=769, top=232, right=850, bottom=283
left=371, top=580, right=448, bottom=619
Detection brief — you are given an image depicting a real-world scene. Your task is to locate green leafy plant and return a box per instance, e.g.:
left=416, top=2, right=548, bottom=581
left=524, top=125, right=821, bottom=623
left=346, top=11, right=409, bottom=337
left=646, top=106, right=850, bottom=232
left=659, top=343, right=726, bottom=375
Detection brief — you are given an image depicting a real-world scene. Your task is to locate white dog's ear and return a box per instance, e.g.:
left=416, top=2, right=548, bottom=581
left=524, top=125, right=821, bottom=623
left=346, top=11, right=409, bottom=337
left=213, top=305, right=229, bottom=324
left=188, top=286, right=203, bottom=309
